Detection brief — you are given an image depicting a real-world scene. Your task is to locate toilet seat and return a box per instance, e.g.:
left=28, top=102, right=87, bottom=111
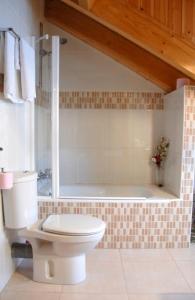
left=42, top=214, right=106, bottom=236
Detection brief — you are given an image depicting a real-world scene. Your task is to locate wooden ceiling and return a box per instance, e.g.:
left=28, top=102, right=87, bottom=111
left=126, top=0, right=195, bottom=47
left=45, top=0, right=195, bottom=91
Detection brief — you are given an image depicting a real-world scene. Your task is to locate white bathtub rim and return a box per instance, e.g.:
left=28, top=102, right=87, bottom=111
left=38, top=195, right=180, bottom=203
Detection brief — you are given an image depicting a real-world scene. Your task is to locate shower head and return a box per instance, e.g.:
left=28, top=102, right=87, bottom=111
left=36, top=34, right=49, bottom=43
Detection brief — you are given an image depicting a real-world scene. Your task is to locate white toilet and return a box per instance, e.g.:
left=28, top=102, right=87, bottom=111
left=3, top=172, right=106, bottom=285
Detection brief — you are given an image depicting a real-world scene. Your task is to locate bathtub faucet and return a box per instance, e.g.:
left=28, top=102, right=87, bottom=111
left=38, top=168, right=51, bottom=180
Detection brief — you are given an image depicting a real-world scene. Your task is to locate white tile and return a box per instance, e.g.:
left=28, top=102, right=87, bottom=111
left=62, top=260, right=126, bottom=294
left=4, top=270, right=62, bottom=293
left=132, top=110, right=154, bottom=149
left=60, top=294, right=128, bottom=300
left=75, top=110, right=106, bottom=148
left=169, top=245, right=195, bottom=261
left=122, top=261, right=191, bottom=294
left=105, top=110, right=133, bottom=148
left=87, top=249, right=121, bottom=263
left=59, top=110, right=77, bottom=148
left=59, top=149, right=77, bottom=185
left=105, top=148, right=133, bottom=184
left=76, top=149, right=106, bottom=184
left=127, top=294, right=195, bottom=300
left=164, top=90, right=184, bottom=196
left=176, top=261, right=195, bottom=291
left=0, top=291, right=61, bottom=300
left=132, top=148, right=152, bottom=184
left=120, top=249, right=172, bottom=262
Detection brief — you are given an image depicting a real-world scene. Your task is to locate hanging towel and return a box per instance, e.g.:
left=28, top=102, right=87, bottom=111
left=14, top=38, right=20, bottom=70
left=0, top=32, right=4, bottom=74
left=20, top=38, right=36, bottom=102
left=3, top=32, right=23, bottom=103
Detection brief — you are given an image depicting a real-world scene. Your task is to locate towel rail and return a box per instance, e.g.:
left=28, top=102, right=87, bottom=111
left=0, top=27, right=20, bottom=40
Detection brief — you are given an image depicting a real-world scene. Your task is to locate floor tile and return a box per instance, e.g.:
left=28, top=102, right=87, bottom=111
left=87, top=249, right=121, bottom=263
left=15, top=259, right=33, bottom=279
left=0, top=291, right=61, bottom=300
left=127, top=294, right=195, bottom=300
left=60, top=294, right=128, bottom=300
left=120, top=249, right=172, bottom=262
left=176, top=261, right=195, bottom=291
left=122, top=261, right=191, bottom=294
left=62, top=260, right=126, bottom=294
left=169, top=245, right=195, bottom=262
left=4, top=259, right=62, bottom=293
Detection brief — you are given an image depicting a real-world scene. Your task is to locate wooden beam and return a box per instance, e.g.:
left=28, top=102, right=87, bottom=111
left=68, top=0, right=95, bottom=9
left=91, top=0, right=195, bottom=79
left=78, top=0, right=96, bottom=10
left=45, top=0, right=192, bottom=92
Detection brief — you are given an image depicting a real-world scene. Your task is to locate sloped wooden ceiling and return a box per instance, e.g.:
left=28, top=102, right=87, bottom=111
left=45, top=0, right=195, bottom=92
left=126, top=0, right=195, bottom=47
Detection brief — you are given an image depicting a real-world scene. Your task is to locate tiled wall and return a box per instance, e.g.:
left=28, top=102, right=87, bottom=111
left=59, top=108, right=163, bottom=186
left=36, top=91, right=164, bottom=186
left=38, top=200, right=191, bottom=249
left=164, top=88, right=184, bottom=196
left=38, top=86, right=195, bottom=249
left=60, top=92, right=164, bottom=186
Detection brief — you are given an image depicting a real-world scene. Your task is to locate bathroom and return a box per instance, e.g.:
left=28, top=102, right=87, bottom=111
left=1, top=0, right=195, bottom=299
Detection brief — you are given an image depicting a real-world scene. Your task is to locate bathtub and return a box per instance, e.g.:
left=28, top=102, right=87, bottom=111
left=38, top=180, right=178, bottom=203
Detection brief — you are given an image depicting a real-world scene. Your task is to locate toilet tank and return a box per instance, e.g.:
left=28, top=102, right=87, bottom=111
left=3, top=172, right=38, bottom=229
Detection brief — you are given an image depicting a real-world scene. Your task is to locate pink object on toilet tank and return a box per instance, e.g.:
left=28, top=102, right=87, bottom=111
left=0, top=172, right=13, bottom=189
left=176, top=78, right=191, bottom=89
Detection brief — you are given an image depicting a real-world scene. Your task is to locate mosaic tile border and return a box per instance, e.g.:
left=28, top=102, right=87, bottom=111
left=36, top=90, right=164, bottom=110
left=38, top=200, right=191, bottom=249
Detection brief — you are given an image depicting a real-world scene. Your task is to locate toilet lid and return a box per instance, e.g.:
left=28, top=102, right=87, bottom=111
left=42, top=214, right=106, bottom=236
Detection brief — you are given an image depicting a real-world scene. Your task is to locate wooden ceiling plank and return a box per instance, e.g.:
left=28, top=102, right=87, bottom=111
left=91, top=0, right=195, bottom=79
left=45, top=0, right=193, bottom=92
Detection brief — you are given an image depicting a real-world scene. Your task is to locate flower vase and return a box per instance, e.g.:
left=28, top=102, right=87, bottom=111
left=156, top=167, right=164, bottom=187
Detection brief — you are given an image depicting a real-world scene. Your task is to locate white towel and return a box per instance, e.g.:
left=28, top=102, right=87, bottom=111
left=14, top=38, right=20, bottom=70
left=3, top=32, right=23, bottom=103
left=0, top=32, right=4, bottom=74
left=20, top=38, right=36, bottom=102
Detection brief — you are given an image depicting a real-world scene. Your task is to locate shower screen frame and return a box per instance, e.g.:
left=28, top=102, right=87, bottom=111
left=51, top=36, right=60, bottom=199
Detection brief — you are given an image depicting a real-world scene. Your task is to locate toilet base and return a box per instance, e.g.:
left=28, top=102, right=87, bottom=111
left=33, top=254, right=86, bottom=285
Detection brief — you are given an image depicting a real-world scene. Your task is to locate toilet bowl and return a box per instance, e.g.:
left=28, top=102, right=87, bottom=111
left=2, top=172, right=105, bottom=285
left=20, top=214, right=106, bottom=284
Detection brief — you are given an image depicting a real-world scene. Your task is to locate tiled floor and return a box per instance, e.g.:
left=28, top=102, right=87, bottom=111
left=1, top=246, right=195, bottom=300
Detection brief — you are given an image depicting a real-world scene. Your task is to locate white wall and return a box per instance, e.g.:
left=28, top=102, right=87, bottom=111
left=0, top=0, right=44, bottom=291
left=45, top=22, right=163, bottom=92
left=59, top=109, right=163, bottom=188
left=164, top=88, right=184, bottom=196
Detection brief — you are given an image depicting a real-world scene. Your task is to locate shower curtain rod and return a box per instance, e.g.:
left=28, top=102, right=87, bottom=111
left=0, top=27, right=20, bottom=40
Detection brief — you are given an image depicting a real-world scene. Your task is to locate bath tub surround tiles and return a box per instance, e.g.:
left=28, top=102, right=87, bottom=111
left=181, top=92, right=195, bottom=202
left=38, top=200, right=191, bottom=249
left=38, top=87, right=195, bottom=249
